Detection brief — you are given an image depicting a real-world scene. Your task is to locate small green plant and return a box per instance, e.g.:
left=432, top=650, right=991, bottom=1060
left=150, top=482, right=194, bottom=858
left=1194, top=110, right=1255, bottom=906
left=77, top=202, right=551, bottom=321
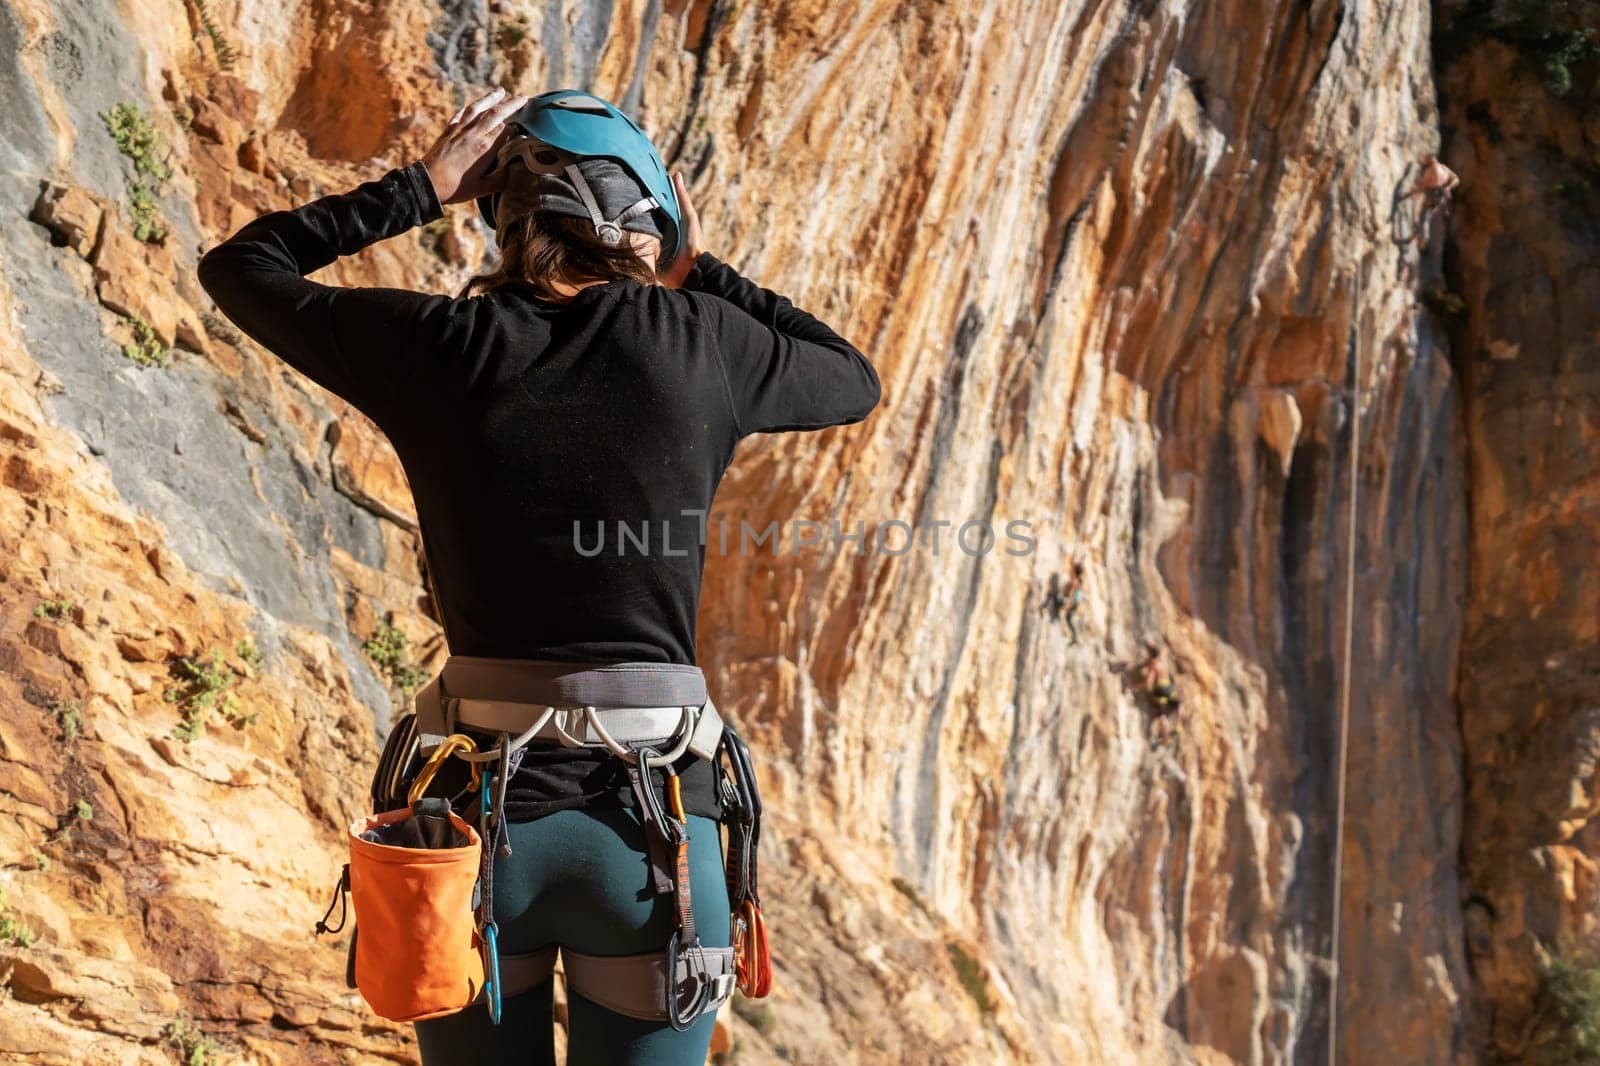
left=125, top=182, right=168, bottom=243
left=164, top=1016, right=222, bottom=1066
left=164, top=647, right=257, bottom=742
left=363, top=621, right=426, bottom=694
left=1534, top=937, right=1600, bottom=1063
left=946, top=940, right=993, bottom=1014
left=1438, top=0, right=1598, bottom=97
left=0, top=887, right=35, bottom=948
left=51, top=795, right=94, bottom=843
left=51, top=700, right=82, bottom=740
left=101, top=102, right=171, bottom=243
left=234, top=639, right=263, bottom=669
left=121, top=314, right=171, bottom=368
left=32, top=597, right=74, bottom=620
left=495, top=13, right=530, bottom=49
left=1534, top=31, right=1597, bottom=97
left=32, top=852, right=48, bottom=872
left=104, top=102, right=172, bottom=183
left=890, top=876, right=932, bottom=916
left=192, top=0, right=238, bottom=70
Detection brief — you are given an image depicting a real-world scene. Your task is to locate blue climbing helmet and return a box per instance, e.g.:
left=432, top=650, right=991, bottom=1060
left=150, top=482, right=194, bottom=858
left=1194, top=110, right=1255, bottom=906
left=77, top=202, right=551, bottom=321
left=476, top=89, right=683, bottom=261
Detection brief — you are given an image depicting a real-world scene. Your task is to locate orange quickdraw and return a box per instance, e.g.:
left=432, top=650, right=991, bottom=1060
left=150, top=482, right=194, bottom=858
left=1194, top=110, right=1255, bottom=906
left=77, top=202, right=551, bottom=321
left=733, top=897, right=771, bottom=997
left=667, top=773, right=693, bottom=936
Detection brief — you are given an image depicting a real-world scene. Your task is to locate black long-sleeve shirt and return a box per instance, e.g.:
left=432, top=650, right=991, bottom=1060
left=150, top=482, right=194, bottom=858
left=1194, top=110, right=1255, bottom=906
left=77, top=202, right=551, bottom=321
left=198, top=161, right=880, bottom=819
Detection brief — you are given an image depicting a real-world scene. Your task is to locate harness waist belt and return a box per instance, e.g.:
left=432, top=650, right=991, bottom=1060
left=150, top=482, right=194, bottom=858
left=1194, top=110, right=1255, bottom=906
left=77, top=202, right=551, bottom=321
left=415, top=657, right=723, bottom=762
left=419, top=656, right=707, bottom=715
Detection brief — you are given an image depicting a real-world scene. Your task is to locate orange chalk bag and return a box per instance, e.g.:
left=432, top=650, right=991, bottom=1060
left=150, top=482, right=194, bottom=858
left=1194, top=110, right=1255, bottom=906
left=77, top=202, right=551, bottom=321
left=312, top=729, right=500, bottom=1023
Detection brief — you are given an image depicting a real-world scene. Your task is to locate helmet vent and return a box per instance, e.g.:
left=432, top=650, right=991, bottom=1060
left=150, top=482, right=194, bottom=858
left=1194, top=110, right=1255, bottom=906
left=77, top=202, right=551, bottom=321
left=549, top=95, right=611, bottom=114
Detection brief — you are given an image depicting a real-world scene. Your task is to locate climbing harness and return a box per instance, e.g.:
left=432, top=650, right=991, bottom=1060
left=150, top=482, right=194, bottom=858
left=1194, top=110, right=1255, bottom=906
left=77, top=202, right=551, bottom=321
left=476, top=89, right=683, bottom=260
left=316, top=657, right=769, bottom=1029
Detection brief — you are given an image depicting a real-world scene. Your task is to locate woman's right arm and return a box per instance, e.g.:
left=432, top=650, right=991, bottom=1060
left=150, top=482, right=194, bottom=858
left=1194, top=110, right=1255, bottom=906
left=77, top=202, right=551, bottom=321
left=681, top=252, right=881, bottom=436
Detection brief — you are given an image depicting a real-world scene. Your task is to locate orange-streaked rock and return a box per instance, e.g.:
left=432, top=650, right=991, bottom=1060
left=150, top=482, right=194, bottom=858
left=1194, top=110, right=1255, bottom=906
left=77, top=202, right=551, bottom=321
left=0, top=0, right=1581, bottom=1064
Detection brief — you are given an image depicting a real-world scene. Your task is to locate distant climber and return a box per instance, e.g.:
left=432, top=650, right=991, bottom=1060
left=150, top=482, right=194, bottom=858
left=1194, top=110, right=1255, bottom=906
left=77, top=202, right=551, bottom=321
left=1062, top=562, right=1084, bottom=644
left=1137, top=640, right=1182, bottom=747
left=1040, top=561, right=1086, bottom=644
left=1041, top=574, right=1066, bottom=621
left=1400, top=153, right=1459, bottom=250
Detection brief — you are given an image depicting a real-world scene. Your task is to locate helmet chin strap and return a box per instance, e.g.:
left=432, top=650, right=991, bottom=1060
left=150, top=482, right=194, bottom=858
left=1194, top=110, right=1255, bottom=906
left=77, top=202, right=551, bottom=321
left=563, top=163, right=658, bottom=247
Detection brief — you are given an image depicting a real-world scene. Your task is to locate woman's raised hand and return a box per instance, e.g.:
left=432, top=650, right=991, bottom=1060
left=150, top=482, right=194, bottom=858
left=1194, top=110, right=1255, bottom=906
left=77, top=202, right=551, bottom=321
left=656, top=171, right=707, bottom=289
left=417, top=87, right=531, bottom=206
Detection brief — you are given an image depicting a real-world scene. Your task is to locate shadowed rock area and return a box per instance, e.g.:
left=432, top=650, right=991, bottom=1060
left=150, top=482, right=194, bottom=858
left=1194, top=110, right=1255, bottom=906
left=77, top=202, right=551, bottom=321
left=1436, top=0, right=1600, bottom=1058
left=0, top=0, right=1591, bottom=1062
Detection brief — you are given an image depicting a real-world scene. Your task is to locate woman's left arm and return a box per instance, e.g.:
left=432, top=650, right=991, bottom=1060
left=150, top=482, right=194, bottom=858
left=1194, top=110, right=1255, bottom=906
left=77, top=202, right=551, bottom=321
left=197, top=162, right=454, bottom=422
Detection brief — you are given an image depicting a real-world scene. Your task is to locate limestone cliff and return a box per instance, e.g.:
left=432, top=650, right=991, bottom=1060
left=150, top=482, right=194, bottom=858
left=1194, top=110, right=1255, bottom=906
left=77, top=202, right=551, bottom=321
left=1437, top=0, right=1600, bottom=1058
left=0, top=0, right=1589, bottom=1063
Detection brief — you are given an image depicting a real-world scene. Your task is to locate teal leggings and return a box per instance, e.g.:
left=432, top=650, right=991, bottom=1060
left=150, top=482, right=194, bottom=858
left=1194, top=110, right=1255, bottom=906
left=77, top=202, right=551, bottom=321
left=413, top=805, right=730, bottom=1066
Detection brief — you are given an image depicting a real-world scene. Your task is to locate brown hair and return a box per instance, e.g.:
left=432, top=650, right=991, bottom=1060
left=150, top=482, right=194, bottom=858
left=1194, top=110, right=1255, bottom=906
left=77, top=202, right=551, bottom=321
left=465, top=212, right=659, bottom=302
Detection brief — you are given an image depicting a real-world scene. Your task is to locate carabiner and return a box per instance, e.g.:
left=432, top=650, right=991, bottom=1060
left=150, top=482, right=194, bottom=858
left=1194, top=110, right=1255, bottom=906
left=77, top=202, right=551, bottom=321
left=663, top=927, right=711, bottom=1032
left=482, top=920, right=502, bottom=1025
left=665, top=763, right=689, bottom=826
left=408, top=733, right=480, bottom=805
left=634, top=746, right=685, bottom=849
left=725, top=727, right=762, bottom=820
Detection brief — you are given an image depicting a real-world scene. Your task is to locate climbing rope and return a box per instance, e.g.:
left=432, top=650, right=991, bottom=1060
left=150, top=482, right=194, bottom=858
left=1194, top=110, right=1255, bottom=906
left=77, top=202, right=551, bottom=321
left=1327, top=307, right=1364, bottom=1065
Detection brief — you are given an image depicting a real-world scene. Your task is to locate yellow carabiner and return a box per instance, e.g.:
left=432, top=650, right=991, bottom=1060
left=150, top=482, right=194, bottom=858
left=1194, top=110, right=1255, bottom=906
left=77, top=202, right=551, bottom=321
left=666, top=772, right=687, bottom=824
left=408, top=733, right=480, bottom=805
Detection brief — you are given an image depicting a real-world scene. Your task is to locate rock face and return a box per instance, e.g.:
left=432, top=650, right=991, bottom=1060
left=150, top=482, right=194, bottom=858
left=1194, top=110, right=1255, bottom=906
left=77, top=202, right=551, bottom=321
left=1436, top=1, right=1600, bottom=1059
left=0, top=0, right=1588, bottom=1063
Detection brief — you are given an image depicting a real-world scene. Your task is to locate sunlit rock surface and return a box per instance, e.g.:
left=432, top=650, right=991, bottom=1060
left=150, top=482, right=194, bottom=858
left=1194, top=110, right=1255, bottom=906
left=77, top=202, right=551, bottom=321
left=0, top=0, right=1588, bottom=1062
